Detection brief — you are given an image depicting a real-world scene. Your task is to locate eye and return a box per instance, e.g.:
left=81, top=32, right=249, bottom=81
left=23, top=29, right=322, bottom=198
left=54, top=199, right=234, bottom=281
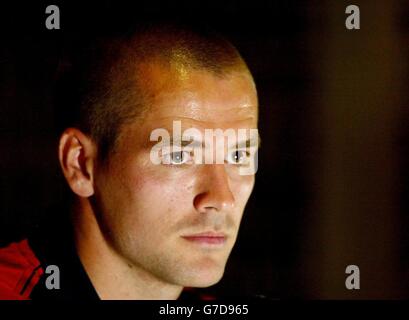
left=163, top=150, right=192, bottom=165
left=227, top=150, right=250, bottom=165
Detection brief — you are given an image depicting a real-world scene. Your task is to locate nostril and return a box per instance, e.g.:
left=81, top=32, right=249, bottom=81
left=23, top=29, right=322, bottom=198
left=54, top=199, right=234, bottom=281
left=193, top=191, right=235, bottom=213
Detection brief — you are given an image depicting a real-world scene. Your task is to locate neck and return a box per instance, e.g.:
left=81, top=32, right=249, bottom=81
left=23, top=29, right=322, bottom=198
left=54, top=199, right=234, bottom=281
left=72, top=200, right=183, bottom=300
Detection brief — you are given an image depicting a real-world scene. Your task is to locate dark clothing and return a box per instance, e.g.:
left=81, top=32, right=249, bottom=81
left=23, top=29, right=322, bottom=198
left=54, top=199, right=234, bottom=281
left=0, top=212, right=99, bottom=300
left=0, top=211, right=212, bottom=300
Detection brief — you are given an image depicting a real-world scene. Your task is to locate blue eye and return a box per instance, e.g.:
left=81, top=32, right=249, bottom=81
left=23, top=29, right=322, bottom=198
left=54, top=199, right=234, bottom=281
left=228, top=150, right=250, bottom=165
left=163, top=150, right=192, bottom=165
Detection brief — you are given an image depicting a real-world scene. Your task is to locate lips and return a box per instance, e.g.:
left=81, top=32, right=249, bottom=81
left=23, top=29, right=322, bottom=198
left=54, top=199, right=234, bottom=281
left=181, top=232, right=227, bottom=245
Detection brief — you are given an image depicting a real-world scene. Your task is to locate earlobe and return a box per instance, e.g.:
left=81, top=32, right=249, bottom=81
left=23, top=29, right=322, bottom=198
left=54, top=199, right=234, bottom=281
left=58, top=128, right=96, bottom=198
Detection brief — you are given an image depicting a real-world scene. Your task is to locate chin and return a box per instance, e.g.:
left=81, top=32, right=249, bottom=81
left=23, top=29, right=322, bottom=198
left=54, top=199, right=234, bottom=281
left=179, top=264, right=226, bottom=288
left=191, top=274, right=224, bottom=288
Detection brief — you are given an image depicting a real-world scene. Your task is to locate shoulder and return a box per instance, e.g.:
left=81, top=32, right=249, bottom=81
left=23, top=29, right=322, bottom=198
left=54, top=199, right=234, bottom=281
left=0, top=239, right=44, bottom=300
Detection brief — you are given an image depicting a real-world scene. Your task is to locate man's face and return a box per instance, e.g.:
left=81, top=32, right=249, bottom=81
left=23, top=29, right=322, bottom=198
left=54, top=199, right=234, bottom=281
left=92, top=61, right=258, bottom=287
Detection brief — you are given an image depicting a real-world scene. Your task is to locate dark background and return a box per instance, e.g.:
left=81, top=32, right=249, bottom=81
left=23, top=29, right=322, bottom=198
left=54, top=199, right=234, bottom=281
left=1, top=0, right=409, bottom=299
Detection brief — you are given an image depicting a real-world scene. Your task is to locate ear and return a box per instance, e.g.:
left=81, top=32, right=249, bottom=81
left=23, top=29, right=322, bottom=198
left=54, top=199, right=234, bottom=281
left=58, top=128, right=97, bottom=198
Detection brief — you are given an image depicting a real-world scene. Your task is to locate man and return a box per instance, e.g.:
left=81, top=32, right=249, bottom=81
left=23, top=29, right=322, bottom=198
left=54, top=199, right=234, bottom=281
left=0, top=21, right=259, bottom=300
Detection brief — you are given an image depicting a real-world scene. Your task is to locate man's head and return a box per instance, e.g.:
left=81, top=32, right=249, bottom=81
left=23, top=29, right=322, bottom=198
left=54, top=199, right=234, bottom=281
left=58, top=22, right=258, bottom=289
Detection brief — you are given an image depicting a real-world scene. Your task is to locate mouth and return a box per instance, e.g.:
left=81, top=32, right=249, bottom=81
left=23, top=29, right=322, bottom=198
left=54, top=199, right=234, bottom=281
left=181, top=231, right=227, bottom=247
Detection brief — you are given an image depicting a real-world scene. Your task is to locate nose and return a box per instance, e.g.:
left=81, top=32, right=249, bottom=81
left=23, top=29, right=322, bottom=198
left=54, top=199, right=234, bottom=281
left=193, top=164, right=235, bottom=213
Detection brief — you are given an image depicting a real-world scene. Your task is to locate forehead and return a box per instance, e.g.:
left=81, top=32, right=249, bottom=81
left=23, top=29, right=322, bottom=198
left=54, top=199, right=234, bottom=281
left=136, top=61, right=258, bottom=129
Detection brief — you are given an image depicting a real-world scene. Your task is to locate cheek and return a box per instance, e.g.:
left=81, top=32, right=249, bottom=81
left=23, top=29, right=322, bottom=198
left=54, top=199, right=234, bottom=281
left=132, top=169, right=195, bottom=206
left=231, top=175, right=255, bottom=207
left=119, top=165, right=196, bottom=229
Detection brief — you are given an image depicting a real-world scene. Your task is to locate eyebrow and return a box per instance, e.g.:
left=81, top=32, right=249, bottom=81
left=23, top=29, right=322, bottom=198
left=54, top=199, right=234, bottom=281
left=166, top=138, right=203, bottom=148
left=165, top=134, right=261, bottom=149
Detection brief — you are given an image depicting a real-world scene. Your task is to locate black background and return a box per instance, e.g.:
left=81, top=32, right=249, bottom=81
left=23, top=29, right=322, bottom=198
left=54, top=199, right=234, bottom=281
left=1, top=0, right=409, bottom=299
